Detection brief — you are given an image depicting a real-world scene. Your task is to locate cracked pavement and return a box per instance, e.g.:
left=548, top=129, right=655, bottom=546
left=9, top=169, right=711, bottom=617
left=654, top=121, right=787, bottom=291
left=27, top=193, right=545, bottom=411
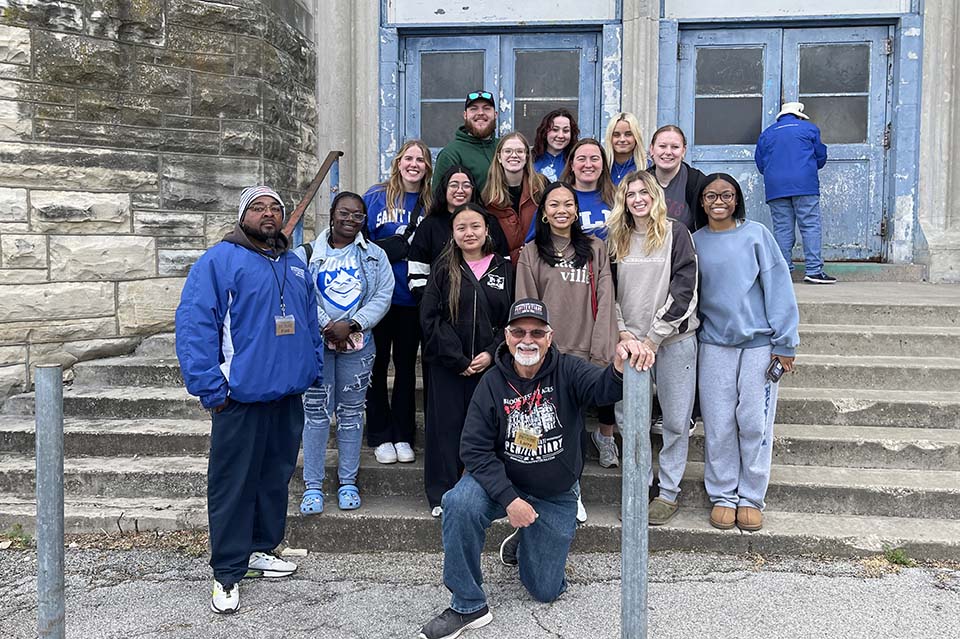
left=2, top=549, right=958, bottom=638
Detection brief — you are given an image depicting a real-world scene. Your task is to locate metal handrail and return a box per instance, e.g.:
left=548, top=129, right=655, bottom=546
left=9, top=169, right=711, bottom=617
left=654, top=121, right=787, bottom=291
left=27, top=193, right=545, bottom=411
left=282, top=150, right=344, bottom=239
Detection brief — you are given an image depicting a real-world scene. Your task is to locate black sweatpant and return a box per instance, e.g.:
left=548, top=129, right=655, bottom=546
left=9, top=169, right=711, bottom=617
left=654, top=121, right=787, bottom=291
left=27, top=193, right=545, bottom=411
left=207, top=394, right=303, bottom=586
left=424, top=363, right=481, bottom=508
left=367, top=304, right=421, bottom=448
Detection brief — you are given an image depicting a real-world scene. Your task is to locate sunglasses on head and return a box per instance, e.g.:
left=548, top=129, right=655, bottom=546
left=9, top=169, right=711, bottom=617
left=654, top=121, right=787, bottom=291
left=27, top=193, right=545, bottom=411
left=467, top=91, right=494, bottom=102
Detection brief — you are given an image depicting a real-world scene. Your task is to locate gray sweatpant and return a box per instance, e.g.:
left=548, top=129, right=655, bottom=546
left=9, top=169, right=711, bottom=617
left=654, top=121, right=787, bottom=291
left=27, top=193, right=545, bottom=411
left=616, top=334, right=697, bottom=503
left=699, top=343, right=779, bottom=510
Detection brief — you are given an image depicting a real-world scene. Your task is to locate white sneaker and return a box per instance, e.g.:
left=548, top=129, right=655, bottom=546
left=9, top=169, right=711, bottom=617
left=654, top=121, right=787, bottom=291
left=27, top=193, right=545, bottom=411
left=247, top=551, right=297, bottom=578
left=651, top=416, right=663, bottom=435
left=592, top=430, right=620, bottom=468
left=374, top=442, right=398, bottom=464
left=210, top=579, right=239, bottom=614
left=394, top=441, right=415, bottom=463
left=576, top=495, right=588, bottom=524
left=431, top=506, right=443, bottom=518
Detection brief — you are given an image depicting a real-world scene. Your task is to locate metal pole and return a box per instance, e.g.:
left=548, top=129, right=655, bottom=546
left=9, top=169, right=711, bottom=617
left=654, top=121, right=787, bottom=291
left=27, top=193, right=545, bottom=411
left=621, top=365, right=652, bottom=639
left=35, top=364, right=65, bottom=639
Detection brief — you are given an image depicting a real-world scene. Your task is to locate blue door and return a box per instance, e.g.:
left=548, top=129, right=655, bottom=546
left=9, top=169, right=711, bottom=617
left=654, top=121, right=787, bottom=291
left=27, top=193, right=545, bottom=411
left=679, top=26, right=891, bottom=261
left=403, top=33, right=600, bottom=159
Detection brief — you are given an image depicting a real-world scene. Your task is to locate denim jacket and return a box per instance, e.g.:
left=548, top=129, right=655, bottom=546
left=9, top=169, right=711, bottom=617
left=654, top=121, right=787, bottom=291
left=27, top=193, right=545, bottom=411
left=292, top=230, right=395, bottom=337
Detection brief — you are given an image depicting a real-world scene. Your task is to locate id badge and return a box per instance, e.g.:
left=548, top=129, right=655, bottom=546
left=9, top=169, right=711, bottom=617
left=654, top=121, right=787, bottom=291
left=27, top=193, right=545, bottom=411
left=275, top=315, right=296, bottom=336
left=513, top=427, right=540, bottom=452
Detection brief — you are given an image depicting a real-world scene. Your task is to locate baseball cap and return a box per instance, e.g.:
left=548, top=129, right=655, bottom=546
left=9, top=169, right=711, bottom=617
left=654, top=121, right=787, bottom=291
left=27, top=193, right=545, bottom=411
left=464, top=90, right=495, bottom=110
left=508, top=298, right=550, bottom=325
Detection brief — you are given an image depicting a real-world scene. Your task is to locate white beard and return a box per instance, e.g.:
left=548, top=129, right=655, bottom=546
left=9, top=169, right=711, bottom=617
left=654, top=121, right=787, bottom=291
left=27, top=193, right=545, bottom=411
left=514, top=347, right=542, bottom=367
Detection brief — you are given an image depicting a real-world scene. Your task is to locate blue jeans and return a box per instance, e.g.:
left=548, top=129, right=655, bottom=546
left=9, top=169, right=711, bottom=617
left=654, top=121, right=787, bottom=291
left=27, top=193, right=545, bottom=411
left=768, top=195, right=823, bottom=275
left=302, top=337, right=375, bottom=489
left=441, top=474, right=578, bottom=613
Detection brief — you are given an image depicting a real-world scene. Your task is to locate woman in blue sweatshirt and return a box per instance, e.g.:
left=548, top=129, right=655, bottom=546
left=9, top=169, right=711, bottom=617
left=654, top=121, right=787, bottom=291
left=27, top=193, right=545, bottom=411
left=692, top=173, right=799, bottom=533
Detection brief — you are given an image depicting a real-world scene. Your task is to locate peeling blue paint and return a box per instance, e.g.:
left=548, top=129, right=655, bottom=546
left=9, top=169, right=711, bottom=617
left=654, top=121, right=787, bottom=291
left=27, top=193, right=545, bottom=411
left=601, top=23, right=623, bottom=133
left=378, top=27, right=401, bottom=182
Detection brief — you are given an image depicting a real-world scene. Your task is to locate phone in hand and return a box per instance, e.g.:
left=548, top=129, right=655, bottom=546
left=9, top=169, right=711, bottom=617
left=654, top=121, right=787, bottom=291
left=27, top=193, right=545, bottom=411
left=766, top=358, right=785, bottom=383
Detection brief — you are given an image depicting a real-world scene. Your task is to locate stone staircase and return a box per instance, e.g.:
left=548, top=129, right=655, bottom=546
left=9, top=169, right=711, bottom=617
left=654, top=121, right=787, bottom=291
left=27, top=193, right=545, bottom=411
left=1, top=282, right=959, bottom=560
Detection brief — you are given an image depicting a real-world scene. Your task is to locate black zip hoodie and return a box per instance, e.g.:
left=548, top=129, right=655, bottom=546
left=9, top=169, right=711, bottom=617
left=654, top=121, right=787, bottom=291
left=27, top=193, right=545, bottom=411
left=420, top=253, right=514, bottom=373
left=459, top=342, right=623, bottom=508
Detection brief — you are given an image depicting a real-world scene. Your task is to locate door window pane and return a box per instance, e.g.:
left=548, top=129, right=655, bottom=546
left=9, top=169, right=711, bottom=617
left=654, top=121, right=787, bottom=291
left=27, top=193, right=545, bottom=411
left=801, top=96, right=868, bottom=144
left=695, top=48, right=763, bottom=94
left=514, top=99, right=578, bottom=145
left=799, top=44, right=869, bottom=94
left=421, top=52, right=483, bottom=99
left=514, top=50, right=580, bottom=143
left=694, top=97, right=762, bottom=145
left=419, top=51, right=484, bottom=148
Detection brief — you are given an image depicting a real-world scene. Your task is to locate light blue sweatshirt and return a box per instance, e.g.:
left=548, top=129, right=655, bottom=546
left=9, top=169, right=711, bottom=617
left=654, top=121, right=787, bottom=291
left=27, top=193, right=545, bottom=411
left=692, top=220, right=800, bottom=357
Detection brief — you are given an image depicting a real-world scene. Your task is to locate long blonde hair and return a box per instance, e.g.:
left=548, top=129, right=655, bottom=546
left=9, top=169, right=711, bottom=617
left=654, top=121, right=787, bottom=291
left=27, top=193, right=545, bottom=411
left=607, top=171, right=669, bottom=262
left=384, top=139, right=433, bottom=219
left=603, top=112, right=645, bottom=169
left=482, top=132, right=546, bottom=208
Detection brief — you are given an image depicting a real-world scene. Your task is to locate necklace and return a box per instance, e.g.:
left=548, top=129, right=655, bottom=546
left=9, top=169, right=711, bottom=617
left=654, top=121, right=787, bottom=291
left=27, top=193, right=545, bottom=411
left=552, top=237, right=571, bottom=258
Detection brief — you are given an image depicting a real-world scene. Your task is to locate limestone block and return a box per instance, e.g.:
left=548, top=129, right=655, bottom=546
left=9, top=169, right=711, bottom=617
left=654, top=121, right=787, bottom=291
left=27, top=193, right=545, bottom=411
left=167, top=0, right=262, bottom=37
left=0, top=79, right=75, bottom=105
left=0, top=345, right=27, bottom=366
left=0, top=143, right=159, bottom=192
left=159, top=249, right=205, bottom=276
left=263, top=160, right=297, bottom=193
left=34, top=31, right=132, bottom=90
left=0, top=364, right=27, bottom=397
left=163, top=115, right=219, bottom=131
left=35, top=105, right=75, bottom=120
left=117, top=277, right=186, bottom=336
left=31, top=191, right=131, bottom=233
left=299, top=123, right=316, bottom=154
left=1, top=0, right=83, bottom=32
left=297, top=152, right=320, bottom=191
left=167, top=25, right=236, bottom=54
left=161, top=155, right=260, bottom=212
left=30, top=337, right=140, bottom=368
left=82, top=0, right=165, bottom=46
left=0, top=99, right=31, bottom=141
left=0, top=188, right=28, bottom=223
left=261, top=126, right=297, bottom=166
left=134, top=210, right=205, bottom=237
left=263, top=83, right=294, bottom=131
left=222, top=121, right=262, bottom=157
left=157, top=235, right=205, bottom=250
left=0, top=25, right=31, bottom=65
left=34, top=119, right=219, bottom=154
left=49, top=235, right=156, bottom=281
left=1, top=234, right=47, bottom=269
left=0, top=282, right=115, bottom=323
left=191, top=72, right=260, bottom=120
left=0, top=268, right=48, bottom=283
left=132, top=64, right=191, bottom=96
left=131, top=193, right=161, bottom=209
left=0, top=317, right=117, bottom=345
left=205, top=214, right=235, bottom=246
left=138, top=47, right=235, bottom=75
left=236, top=39, right=261, bottom=77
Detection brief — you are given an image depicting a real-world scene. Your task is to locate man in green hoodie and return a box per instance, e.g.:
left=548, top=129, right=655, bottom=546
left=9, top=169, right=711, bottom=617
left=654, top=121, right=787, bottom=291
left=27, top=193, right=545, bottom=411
left=432, top=90, right=499, bottom=192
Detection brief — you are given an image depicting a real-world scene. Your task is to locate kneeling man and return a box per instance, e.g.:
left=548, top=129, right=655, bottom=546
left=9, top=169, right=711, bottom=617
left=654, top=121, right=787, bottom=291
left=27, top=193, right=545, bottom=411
left=418, top=298, right=654, bottom=639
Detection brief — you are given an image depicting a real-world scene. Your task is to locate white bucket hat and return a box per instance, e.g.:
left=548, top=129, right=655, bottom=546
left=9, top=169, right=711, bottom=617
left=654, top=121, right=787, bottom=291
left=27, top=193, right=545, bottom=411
left=776, top=102, right=809, bottom=120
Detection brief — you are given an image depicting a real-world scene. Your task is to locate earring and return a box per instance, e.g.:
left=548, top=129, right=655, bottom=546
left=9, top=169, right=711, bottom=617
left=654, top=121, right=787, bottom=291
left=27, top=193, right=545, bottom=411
left=541, top=214, right=548, bottom=223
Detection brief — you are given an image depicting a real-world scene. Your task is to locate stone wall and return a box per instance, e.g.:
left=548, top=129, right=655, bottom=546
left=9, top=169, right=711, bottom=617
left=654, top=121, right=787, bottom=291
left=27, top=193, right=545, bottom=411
left=0, top=0, right=319, bottom=396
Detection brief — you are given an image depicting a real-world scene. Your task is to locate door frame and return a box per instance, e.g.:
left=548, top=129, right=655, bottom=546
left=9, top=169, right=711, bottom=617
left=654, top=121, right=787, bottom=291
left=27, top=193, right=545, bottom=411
left=657, top=14, right=924, bottom=264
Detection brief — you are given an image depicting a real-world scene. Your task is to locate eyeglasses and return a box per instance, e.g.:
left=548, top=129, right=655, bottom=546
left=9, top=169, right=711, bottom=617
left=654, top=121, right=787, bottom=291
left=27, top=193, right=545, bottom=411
left=448, top=182, right=473, bottom=193
left=334, top=209, right=366, bottom=221
left=507, top=327, right=551, bottom=339
left=247, top=204, right=283, bottom=215
left=467, top=91, right=494, bottom=102
left=501, top=148, right=526, bottom=157
left=702, top=192, right=736, bottom=203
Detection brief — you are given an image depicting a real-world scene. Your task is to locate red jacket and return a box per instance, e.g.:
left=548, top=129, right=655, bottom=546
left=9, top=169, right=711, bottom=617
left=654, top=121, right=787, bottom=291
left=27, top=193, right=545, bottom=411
left=485, top=178, right=538, bottom=264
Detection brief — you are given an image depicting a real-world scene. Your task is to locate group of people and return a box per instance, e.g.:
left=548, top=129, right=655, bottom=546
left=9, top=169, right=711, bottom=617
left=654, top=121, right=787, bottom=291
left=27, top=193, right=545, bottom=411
left=174, top=89, right=811, bottom=636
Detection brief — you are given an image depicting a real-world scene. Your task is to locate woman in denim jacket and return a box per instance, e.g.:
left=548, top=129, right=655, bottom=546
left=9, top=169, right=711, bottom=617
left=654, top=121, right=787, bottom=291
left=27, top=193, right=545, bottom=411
left=293, top=191, right=395, bottom=513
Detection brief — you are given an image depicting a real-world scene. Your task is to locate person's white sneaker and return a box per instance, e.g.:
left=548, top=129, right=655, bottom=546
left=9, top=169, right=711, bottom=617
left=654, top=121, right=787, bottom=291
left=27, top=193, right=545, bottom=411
left=576, top=495, right=588, bottom=523
left=247, top=551, right=297, bottom=578
left=210, top=579, right=239, bottom=614
left=394, top=441, right=415, bottom=463
left=374, top=442, right=398, bottom=464
left=431, top=506, right=443, bottom=518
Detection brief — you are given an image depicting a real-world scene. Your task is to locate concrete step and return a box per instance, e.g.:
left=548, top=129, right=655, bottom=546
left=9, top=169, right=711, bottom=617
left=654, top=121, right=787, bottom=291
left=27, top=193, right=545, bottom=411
left=134, top=333, right=177, bottom=358
left=789, top=263, right=926, bottom=282
left=776, top=387, right=960, bottom=429
left=783, top=354, right=960, bottom=392
left=2, top=385, right=206, bottom=420
left=4, top=416, right=957, bottom=472
left=1, top=494, right=957, bottom=562
left=2, top=452, right=957, bottom=520
left=798, top=324, right=960, bottom=357
left=795, top=282, right=960, bottom=327
left=72, top=356, right=183, bottom=387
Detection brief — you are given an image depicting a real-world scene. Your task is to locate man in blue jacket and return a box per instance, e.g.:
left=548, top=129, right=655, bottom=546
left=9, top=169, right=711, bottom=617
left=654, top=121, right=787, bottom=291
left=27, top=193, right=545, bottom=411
left=175, top=185, right=324, bottom=615
left=755, top=102, right=836, bottom=284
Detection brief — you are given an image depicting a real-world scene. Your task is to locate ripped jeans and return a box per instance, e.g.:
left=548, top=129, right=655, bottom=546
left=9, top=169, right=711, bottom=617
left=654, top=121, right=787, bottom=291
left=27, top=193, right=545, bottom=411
left=302, top=337, right=376, bottom=489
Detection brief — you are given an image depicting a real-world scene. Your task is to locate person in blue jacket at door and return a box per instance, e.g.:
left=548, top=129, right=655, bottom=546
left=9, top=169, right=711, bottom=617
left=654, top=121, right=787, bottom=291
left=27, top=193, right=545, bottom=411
left=755, top=101, right=836, bottom=284
left=175, top=186, right=324, bottom=615
left=532, top=108, right=580, bottom=183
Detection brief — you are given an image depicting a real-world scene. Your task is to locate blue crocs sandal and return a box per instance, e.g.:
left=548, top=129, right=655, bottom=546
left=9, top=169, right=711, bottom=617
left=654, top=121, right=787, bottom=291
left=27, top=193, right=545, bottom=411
left=299, top=488, right=324, bottom=515
left=337, top=484, right=361, bottom=510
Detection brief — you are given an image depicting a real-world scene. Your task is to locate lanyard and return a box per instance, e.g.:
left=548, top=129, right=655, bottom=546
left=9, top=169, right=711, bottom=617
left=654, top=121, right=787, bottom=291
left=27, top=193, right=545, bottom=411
left=264, top=252, right=289, bottom=316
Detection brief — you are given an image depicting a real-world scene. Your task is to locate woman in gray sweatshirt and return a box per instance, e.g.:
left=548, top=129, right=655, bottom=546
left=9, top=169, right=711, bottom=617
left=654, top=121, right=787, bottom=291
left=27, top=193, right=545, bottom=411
left=692, top=173, right=799, bottom=532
